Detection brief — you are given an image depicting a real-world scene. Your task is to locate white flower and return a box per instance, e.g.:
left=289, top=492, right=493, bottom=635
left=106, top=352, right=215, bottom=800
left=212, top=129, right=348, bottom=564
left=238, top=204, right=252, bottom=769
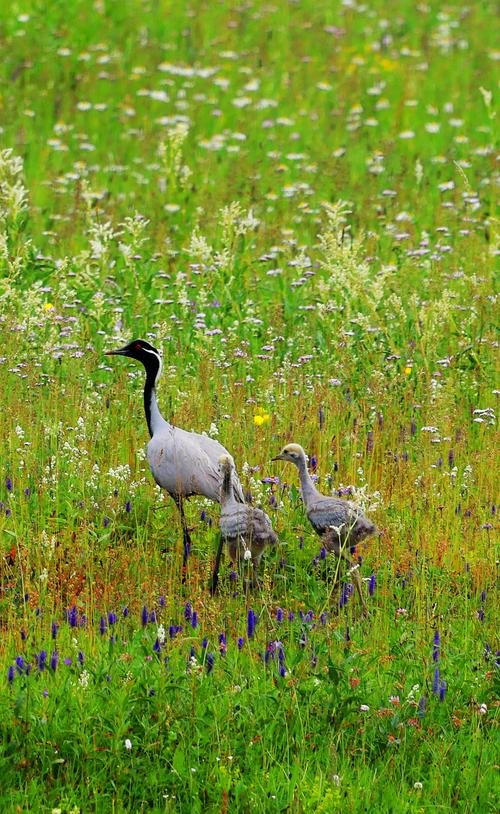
left=414, top=781, right=423, bottom=790
left=479, top=703, right=488, bottom=715
left=360, top=704, right=370, bottom=712
left=124, top=738, right=132, bottom=750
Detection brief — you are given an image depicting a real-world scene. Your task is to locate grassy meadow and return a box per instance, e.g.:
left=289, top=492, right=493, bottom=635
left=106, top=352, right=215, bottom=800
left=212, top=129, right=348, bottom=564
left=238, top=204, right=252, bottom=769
left=0, top=0, right=498, bottom=811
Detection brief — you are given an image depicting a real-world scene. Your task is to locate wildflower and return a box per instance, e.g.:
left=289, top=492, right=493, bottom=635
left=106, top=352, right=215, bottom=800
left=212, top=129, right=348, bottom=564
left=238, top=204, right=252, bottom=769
left=360, top=704, right=370, bottom=712
left=368, top=574, right=376, bottom=596
left=149, top=610, right=157, bottom=623
left=68, top=606, right=78, bottom=628
left=20, top=629, right=27, bottom=641
left=247, top=609, right=256, bottom=639
left=417, top=696, right=426, bottom=717
left=108, top=612, right=117, bottom=626
left=439, top=681, right=447, bottom=702
left=123, top=607, right=129, bottom=618
left=184, top=602, right=192, bottom=622
left=99, top=616, right=107, bottom=636
left=141, top=606, right=148, bottom=626
left=479, top=703, right=487, bottom=715
left=8, top=665, right=15, bottom=684
left=433, top=630, right=440, bottom=662
left=153, top=638, right=162, bottom=654
left=124, top=738, right=132, bottom=750
left=237, top=637, right=244, bottom=650
left=78, top=651, right=84, bottom=664
left=191, top=611, right=198, bottom=629
left=279, top=665, right=286, bottom=678
left=64, top=658, right=72, bottom=666
left=202, top=638, right=208, bottom=649
left=38, top=650, right=47, bottom=671
left=206, top=653, right=215, bottom=674
left=433, top=668, right=440, bottom=694
left=253, top=408, right=270, bottom=427
left=50, top=651, right=58, bottom=672
left=125, top=501, right=131, bottom=513
left=414, top=782, right=423, bottom=790
left=6, top=477, right=13, bottom=492
left=404, top=366, right=412, bottom=375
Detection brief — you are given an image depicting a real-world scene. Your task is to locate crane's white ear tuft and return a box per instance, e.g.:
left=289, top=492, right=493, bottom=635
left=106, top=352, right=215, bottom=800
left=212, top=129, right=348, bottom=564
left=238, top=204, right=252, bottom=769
left=218, top=454, right=232, bottom=467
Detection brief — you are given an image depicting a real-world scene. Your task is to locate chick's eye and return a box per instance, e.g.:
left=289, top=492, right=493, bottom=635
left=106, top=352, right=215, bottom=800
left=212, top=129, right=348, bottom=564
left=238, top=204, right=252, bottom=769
left=135, top=343, right=142, bottom=350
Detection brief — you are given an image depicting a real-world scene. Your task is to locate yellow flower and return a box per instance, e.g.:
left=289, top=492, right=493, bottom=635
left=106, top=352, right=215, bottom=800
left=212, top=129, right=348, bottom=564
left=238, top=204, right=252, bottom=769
left=43, top=302, right=55, bottom=311
left=253, top=408, right=270, bottom=427
left=404, top=366, right=412, bottom=376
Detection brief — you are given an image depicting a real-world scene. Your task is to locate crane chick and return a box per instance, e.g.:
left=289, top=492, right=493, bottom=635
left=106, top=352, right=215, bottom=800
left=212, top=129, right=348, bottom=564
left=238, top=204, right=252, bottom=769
left=213, top=454, right=278, bottom=592
left=272, top=443, right=376, bottom=615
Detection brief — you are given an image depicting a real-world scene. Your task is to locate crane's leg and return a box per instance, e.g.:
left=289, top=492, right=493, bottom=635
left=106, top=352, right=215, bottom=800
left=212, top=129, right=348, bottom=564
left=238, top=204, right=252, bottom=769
left=327, top=537, right=368, bottom=617
left=174, top=496, right=192, bottom=583
left=209, top=533, right=224, bottom=596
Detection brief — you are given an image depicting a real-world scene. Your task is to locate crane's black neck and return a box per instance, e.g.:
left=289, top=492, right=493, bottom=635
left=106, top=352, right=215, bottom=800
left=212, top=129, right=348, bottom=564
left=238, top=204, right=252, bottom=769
left=142, top=354, right=162, bottom=438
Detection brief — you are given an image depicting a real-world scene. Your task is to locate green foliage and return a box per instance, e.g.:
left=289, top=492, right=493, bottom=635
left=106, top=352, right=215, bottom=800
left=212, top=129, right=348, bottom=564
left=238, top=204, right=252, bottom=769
left=0, top=0, right=498, bottom=812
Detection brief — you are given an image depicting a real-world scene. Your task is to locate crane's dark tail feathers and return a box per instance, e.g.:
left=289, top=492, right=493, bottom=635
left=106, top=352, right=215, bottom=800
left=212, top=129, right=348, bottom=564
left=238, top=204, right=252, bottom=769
left=209, top=534, right=224, bottom=595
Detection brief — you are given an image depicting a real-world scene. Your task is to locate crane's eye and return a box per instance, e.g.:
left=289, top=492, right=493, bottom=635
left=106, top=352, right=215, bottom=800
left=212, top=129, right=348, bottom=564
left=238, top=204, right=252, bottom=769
left=135, top=343, right=142, bottom=350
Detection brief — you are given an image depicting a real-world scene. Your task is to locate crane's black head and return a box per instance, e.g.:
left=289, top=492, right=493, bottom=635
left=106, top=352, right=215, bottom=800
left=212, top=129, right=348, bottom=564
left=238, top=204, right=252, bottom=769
left=106, top=339, right=162, bottom=380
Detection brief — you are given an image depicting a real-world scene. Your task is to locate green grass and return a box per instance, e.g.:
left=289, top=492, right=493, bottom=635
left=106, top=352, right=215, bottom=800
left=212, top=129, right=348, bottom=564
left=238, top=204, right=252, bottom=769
left=0, top=0, right=498, bottom=811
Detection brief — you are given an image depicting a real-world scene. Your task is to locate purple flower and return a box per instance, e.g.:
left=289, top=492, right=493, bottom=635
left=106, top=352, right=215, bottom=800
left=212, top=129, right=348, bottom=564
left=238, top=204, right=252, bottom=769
left=477, top=609, right=485, bottom=622
left=50, top=651, right=58, bottom=672
left=191, top=611, right=198, bottom=629
left=103, top=517, right=110, bottom=528
left=108, top=612, right=117, bottom=626
left=219, top=633, right=227, bottom=655
left=439, top=681, right=447, bottom=702
left=320, top=612, right=327, bottom=625
left=8, top=665, right=15, bottom=684
left=125, top=501, right=131, bottom=513
left=369, top=574, right=376, bottom=596
left=38, top=650, right=47, bottom=671
left=24, top=487, right=31, bottom=497
left=276, top=608, right=284, bottom=623
left=99, top=616, right=107, bottom=636
left=153, top=638, right=161, bottom=654
left=68, top=606, right=78, bottom=628
left=247, top=609, right=256, bottom=639
left=78, top=651, right=84, bottom=664
left=433, top=668, right=440, bottom=694
left=310, top=455, right=318, bottom=473
left=159, top=595, right=166, bottom=608
left=206, top=653, right=215, bottom=674
left=279, top=665, right=286, bottom=678
left=417, top=696, right=426, bottom=718
left=64, top=658, right=72, bottom=666
left=288, top=611, right=295, bottom=622
left=237, top=637, right=244, bottom=650
left=51, top=622, right=58, bottom=640
left=200, top=510, right=206, bottom=521
left=202, top=638, right=208, bottom=650
left=320, top=547, right=326, bottom=560
left=20, top=629, right=27, bottom=641
left=123, top=606, right=129, bottom=618
left=184, top=603, right=192, bottom=622
left=42, top=689, right=49, bottom=698
left=6, top=477, right=13, bottom=492
left=149, top=610, right=157, bottom=624
left=141, top=606, right=148, bottom=626
left=480, top=590, right=487, bottom=603
left=432, top=630, right=440, bottom=662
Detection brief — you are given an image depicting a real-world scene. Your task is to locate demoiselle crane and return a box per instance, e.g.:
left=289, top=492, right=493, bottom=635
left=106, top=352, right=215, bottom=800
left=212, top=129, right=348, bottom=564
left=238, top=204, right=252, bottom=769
left=272, top=443, right=375, bottom=614
left=106, top=339, right=244, bottom=572
left=211, top=455, right=278, bottom=593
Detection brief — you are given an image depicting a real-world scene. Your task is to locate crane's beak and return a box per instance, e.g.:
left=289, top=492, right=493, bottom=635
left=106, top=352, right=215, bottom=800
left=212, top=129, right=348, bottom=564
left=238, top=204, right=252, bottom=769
left=271, top=453, right=285, bottom=462
left=105, top=345, right=128, bottom=356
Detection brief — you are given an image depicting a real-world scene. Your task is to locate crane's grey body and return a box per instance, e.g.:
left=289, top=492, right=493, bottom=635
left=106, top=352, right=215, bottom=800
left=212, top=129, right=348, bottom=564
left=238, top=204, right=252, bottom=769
left=213, top=456, right=278, bottom=590
left=147, top=409, right=244, bottom=503
left=106, top=339, right=244, bottom=575
left=272, top=443, right=376, bottom=614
